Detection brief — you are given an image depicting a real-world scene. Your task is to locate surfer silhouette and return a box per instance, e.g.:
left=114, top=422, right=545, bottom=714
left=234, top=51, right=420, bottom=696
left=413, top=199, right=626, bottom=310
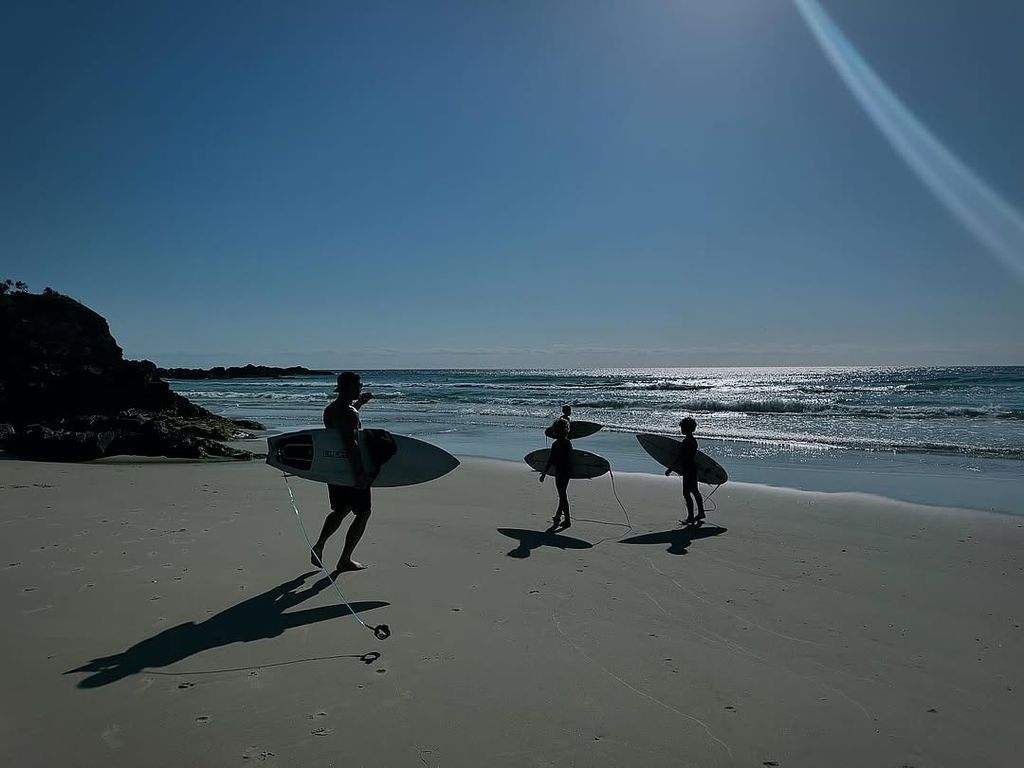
left=539, top=418, right=573, bottom=528
left=312, top=371, right=375, bottom=572
left=668, top=416, right=705, bottom=526
left=560, top=404, right=572, bottom=427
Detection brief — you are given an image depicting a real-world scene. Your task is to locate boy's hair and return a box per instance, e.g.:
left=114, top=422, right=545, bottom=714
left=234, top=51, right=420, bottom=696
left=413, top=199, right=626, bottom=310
left=335, top=371, right=361, bottom=391
left=680, top=416, right=697, bottom=434
left=562, top=405, right=572, bottom=416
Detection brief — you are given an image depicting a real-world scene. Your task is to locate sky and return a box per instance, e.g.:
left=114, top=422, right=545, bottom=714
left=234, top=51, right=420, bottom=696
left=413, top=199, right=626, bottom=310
left=3, top=0, right=1023, bottom=368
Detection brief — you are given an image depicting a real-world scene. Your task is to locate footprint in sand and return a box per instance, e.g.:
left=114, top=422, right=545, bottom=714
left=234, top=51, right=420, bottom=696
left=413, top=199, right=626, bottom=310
left=177, top=682, right=195, bottom=690
left=4, top=562, right=20, bottom=569
left=22, top=586, right=36, bottom=593
left=195, top=715, right=210, bottom=725
left=307, top=711, right=329, bottom=720
left=242, top=747, right=275, bottom=761
left=310, top=727, right=333, bottom=737
left=101, top=724, right=123, bottom=749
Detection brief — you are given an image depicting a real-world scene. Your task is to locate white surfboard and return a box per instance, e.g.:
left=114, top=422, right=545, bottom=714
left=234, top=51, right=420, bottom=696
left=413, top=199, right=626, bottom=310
left=524, top=448, right=610, bottom=479
left=267, top=429, right=459, bottom=488
left=635, top=433, right=729, bottom=485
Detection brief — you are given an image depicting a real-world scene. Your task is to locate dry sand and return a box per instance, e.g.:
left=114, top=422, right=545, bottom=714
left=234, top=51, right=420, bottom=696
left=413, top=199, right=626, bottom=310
left=1, top=454, right=1022, bottom=767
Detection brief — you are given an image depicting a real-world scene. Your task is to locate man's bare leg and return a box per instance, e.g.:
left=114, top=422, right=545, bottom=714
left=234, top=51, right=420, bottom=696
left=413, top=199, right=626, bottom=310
left=337, top=510, right=371, bottom=571
left=311, top=509, right=348, bottom=568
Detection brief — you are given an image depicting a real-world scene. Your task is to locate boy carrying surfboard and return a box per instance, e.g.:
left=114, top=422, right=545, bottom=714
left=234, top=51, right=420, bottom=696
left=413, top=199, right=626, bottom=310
left=668, top=416, right=706, bottom=526
left=559, top=404, right=572, bottom=428
left=311, top=371, right=375, bottom=572
left=540, top=418, right=573, bottom=528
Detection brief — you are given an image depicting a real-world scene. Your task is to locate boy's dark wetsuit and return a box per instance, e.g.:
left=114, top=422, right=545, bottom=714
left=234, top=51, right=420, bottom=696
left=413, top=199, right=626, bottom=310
left=547, top=436, right=572, bottom=524
left=680, top=433, right=705, bottom=522
left=324, top=399, right=370, bottom=513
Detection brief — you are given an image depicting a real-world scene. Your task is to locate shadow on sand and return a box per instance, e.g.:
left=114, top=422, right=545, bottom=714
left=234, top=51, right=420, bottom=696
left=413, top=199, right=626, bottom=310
left=497, top=526, right=594, bottom=559
left=620, top=525, right=727, bottom=555
left=65, top=572, right=388, bottom=688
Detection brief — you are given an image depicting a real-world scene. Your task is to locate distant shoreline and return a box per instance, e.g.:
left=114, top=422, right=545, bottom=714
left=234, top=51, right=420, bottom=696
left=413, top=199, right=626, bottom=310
left=157, top=364, right=334, bottom=380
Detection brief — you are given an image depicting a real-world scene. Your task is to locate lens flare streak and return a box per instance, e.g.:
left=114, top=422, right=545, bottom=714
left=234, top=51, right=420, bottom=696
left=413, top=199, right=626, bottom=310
left=794, top=0, right=1024, bottom=284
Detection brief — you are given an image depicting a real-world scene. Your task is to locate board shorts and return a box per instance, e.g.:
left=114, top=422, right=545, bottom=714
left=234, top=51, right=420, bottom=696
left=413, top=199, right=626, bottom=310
left=327, top=484, right=372, bottom=513
left=681, top=472, right=699, bottom=493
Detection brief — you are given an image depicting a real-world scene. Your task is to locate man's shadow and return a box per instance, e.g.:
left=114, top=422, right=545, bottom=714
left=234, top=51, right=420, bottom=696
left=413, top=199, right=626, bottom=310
left=65, top=572, right=388, bottom=688
left=497, top=526, right=593, bottom=559
left=620, top=525, right=727, bottom=555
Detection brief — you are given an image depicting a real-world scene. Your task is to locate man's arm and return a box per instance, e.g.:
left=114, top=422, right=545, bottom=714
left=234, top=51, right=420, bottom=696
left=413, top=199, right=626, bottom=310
left=340, top=408, right=368, bottom=487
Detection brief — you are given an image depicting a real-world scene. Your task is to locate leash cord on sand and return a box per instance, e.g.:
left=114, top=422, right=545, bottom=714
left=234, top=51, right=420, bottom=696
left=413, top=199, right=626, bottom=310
left=571, top=470, right=635, bottom=548
left=282, top=474, right=390, bottom=640
left=700, top=482, right=721, bottom=514
left=608, top=469, right=633, bottom=531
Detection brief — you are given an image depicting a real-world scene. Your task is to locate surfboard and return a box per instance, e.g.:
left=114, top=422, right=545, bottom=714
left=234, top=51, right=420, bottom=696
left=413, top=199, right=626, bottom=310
left=635, top=433, right=729, bottom=485
left=266, top=429, right=460, bottom=488
left=524, top=448, right=610, bottom=479
left=544, top=420, right=602, bottom=440
left=568, top=421, right=602, bottom=439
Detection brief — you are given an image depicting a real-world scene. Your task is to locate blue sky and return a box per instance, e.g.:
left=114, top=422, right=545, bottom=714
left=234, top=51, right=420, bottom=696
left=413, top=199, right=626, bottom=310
left=3, top=0, right=1022, bottom=367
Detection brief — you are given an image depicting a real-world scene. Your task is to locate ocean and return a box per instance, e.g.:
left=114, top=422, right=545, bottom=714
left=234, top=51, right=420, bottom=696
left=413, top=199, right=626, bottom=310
left=169, top=367, right=1024, bottom=514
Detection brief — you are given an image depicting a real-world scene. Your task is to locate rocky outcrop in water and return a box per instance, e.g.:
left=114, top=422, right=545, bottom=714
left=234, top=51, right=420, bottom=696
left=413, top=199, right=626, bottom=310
left=0, top=285, right=264, bottom=461
left=157, top=364, right=333, bottom=379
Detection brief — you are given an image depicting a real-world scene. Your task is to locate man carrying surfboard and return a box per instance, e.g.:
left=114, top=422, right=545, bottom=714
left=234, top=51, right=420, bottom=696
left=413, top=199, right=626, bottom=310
left=540, top=418, right=573, bottom=528
left=667, top=417, right=706, bottom=526
left=311, top=371, right=375, bottom=572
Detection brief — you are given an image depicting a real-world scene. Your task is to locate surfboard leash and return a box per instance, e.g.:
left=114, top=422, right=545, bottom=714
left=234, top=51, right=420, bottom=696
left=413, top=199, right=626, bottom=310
left=607, top=469, right=634, bottom=531
left=703, top=482, right=722, bottom=513
left=570, top=469, right=635, bottom=546
left=281, top=474, right=391, bottom=641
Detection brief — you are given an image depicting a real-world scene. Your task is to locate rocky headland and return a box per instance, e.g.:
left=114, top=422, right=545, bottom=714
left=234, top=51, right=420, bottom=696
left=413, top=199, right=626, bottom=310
left=0, top=284, right=264, bottom=461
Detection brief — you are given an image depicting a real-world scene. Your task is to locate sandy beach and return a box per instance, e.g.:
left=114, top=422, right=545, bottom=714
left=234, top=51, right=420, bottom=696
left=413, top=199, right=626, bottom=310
left=2, top=453, right=1022, bottom=767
